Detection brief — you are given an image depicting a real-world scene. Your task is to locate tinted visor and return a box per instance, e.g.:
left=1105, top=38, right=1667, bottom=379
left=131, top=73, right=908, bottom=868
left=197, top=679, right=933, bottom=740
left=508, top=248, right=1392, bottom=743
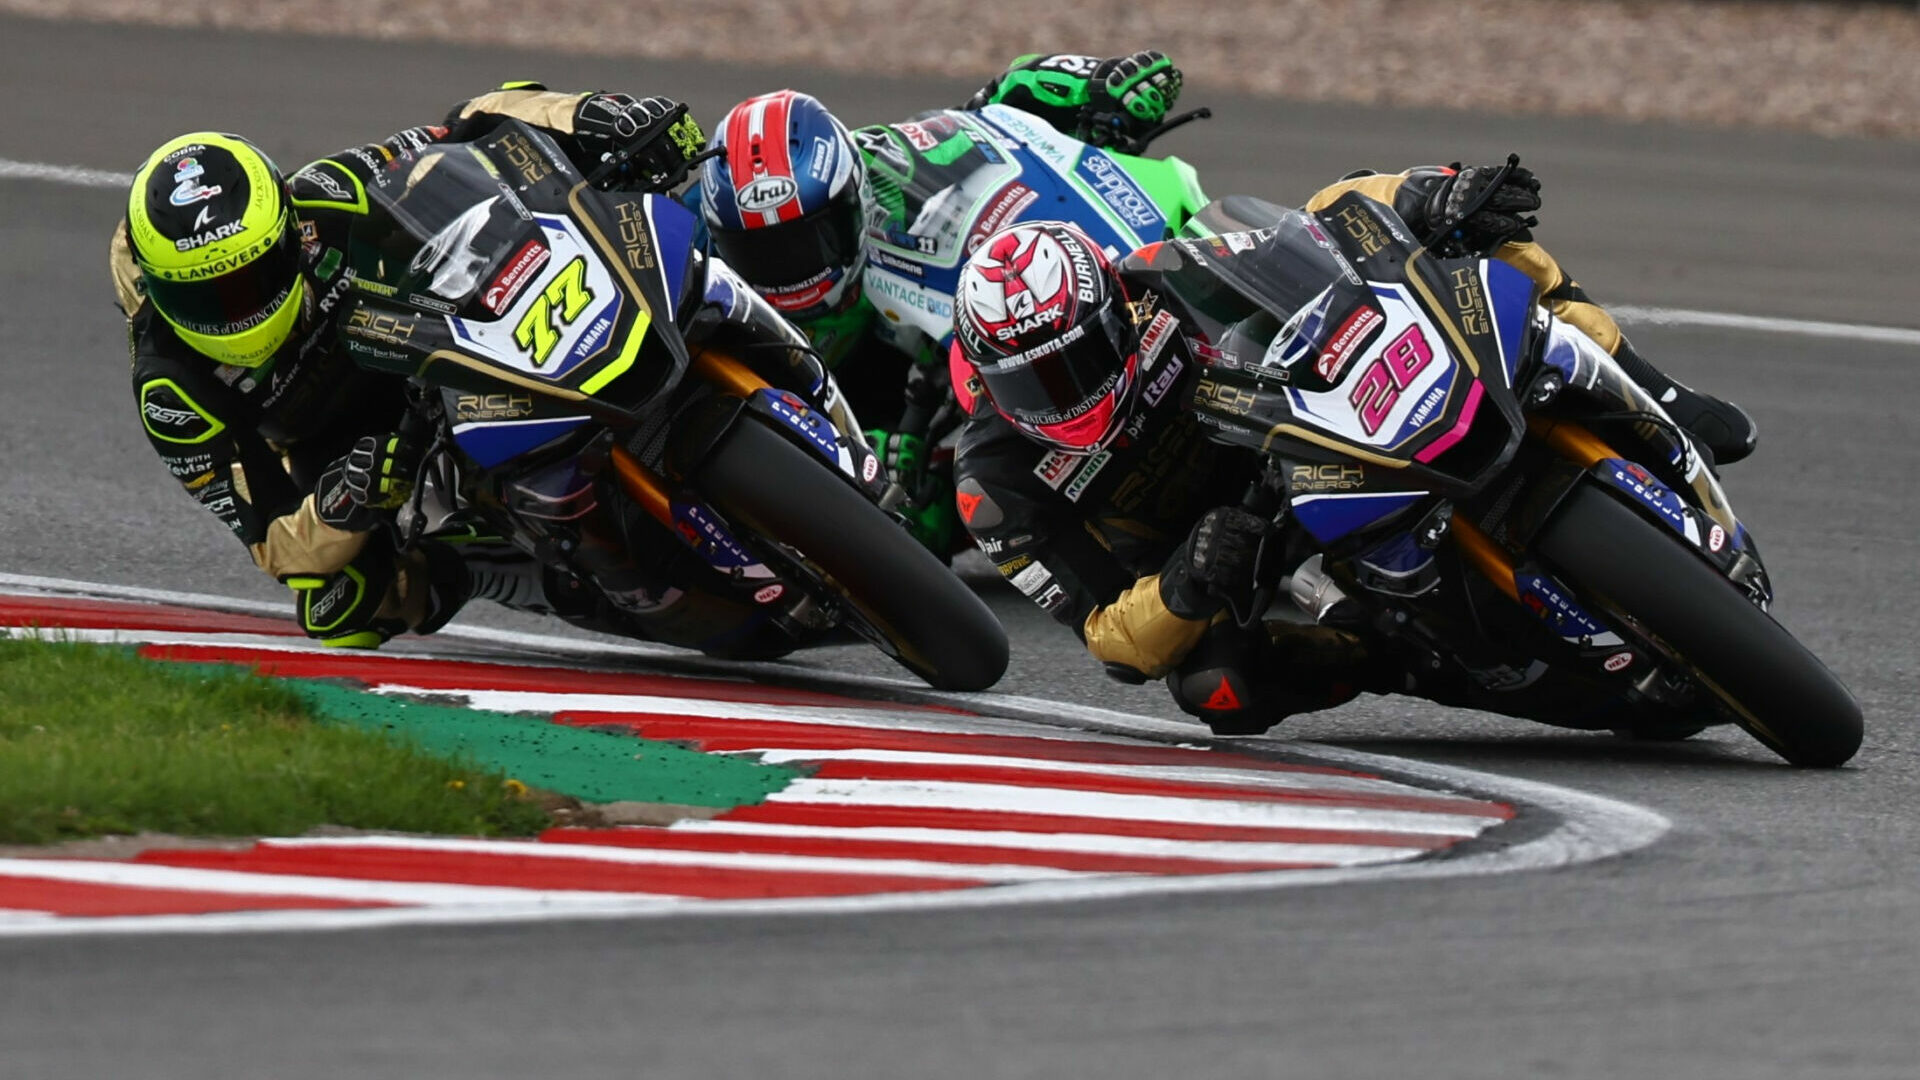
left=710, top=194, right=863, bottom=292
left=973, top=298, right=1135, bottom=429
left=145, top=223, right=301, bottom=338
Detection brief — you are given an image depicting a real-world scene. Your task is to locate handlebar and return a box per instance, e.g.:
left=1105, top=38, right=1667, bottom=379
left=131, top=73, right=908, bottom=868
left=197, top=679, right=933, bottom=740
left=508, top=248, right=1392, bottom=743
left=1108, top=106, right=1212, bottom=156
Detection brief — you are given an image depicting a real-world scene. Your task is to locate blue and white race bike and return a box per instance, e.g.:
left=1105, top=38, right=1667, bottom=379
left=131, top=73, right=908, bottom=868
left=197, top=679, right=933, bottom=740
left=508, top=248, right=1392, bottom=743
left=333, top=120, right=1007, bottom=690
left=1175, top=193, right=1861, bottom=766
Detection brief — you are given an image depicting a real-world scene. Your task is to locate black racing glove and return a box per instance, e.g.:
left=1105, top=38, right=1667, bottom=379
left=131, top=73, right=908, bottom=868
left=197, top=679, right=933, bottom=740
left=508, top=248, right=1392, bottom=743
left=313, top=459, right=382, bottom=534
left=573, top=93, right=706, bottom=190
left=1159, top=506, right=1269, bottom=620
left=344, top=432, right=421, bottom=511
left=1424, top=155, right=1541, bottom=255
left=1085, top=51, right=1183, bottom=151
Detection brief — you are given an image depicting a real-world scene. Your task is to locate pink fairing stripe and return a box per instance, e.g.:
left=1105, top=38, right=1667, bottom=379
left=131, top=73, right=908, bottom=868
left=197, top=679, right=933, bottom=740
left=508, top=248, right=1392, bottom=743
left=1414, top=381, right=1485, bottom=463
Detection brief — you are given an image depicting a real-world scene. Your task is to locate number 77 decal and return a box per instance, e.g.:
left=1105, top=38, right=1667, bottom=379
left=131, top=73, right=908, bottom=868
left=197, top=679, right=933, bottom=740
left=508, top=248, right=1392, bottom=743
left=513, top=256, right=595, bottom=368
left=1348, top=324, right=1434, bottom=436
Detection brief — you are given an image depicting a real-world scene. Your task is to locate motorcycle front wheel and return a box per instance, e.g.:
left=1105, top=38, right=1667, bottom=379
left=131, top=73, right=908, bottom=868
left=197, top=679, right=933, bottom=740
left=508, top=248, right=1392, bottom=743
left=1536, top=483, right=1863, bottom=767
left=694, top=415, right=1010, bottom=692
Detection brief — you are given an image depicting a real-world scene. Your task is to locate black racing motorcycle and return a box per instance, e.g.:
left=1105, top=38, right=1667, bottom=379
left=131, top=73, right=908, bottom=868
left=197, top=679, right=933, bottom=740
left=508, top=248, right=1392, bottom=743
left=1172, top=192, right=1862, bottom=766
left=331, top=120, right=1007, bottom=690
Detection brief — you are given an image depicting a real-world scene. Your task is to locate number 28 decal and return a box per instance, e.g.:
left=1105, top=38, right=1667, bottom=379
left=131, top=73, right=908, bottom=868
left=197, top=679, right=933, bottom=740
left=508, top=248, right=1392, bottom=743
left=1348, top=324, right=1435, bottom=435
left=512, top=256, right=594, bottom=368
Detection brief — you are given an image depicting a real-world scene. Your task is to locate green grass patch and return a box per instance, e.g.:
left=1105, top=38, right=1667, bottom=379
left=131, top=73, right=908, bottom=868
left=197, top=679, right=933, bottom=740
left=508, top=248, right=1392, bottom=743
left=0, top=637, right=551, bottom=845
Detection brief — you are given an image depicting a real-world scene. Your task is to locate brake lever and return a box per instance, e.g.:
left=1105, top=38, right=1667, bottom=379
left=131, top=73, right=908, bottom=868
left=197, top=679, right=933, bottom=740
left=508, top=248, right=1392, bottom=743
left=1422, top=152, right=1523, bottom=253
left=1121, top=106, right=1213, bottom=155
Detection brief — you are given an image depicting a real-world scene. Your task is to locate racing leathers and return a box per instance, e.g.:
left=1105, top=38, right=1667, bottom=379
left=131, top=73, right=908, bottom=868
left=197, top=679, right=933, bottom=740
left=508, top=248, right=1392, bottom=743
left=952, top=171, right=1655, bottom=734
left=114, top=86, right=701, bottom=644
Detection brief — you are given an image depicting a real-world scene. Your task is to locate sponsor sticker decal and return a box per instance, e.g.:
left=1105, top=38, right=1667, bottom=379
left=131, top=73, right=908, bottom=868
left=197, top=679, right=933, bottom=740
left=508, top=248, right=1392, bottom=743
left=1708, top=524, right=1726, bottom=552
left=754, top=583, right=785, bottom=605
left=1603, top=651, right=1634, bottom=673
left=1009, top=561, right=1053, bottom=599
left=1316, top=305, right=1386, bottom=383
left=737, top=176, right=798, bottom=214
left=1142, top=355, right=1185, bottom=407
left=1033, top=449, right=1078, bottom=489
left=1063, top=450, right=1111, bottom=503
left=483, top=240, right=550, bottom=315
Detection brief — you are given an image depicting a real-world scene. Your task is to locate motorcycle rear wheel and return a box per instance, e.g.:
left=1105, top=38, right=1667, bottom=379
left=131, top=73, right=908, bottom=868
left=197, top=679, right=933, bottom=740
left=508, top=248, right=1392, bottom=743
left=1536, top=483, right=1863, bottom=767
left=695, top=416, right=1009, bottom=692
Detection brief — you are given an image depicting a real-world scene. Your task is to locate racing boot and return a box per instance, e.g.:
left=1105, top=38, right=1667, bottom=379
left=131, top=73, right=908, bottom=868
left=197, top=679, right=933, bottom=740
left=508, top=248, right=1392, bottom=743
left=1612, top=338, right=1758, bottom=464
left=1169, top=621, right=1378, bottom=736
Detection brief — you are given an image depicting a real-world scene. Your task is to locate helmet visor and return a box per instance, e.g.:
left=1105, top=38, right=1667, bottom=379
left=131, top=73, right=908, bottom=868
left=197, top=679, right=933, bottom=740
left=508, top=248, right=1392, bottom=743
left=710, top=194, right=863, bottom=294
left=973, top=298, right=1138, bottom=447
left=144, top=221, right=300, bottom=339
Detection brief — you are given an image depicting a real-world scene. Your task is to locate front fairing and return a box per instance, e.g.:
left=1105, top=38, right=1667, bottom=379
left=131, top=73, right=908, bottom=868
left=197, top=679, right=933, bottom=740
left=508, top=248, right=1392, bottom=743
left=1166, top=193, right=1535, bottom=508
left=336, top=121, right=701, bottom=426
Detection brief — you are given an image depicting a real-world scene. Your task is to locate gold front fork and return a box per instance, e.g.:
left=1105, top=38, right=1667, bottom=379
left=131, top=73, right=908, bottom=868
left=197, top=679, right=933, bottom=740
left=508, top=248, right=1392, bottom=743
left=605, top=348, right=772, bottom=529
left=1448, top=417, right=1625, bottom=598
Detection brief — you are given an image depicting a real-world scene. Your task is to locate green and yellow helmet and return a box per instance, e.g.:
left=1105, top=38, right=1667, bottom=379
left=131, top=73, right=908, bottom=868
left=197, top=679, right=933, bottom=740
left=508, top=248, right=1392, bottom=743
left=126, top=132, right=302, bottom=367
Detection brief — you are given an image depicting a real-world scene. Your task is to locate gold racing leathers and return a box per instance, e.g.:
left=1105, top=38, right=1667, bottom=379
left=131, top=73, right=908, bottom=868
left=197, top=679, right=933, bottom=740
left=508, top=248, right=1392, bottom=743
left=113, top=88, right=671, bottom=643
left=953, top=169, right=1642, bottom=734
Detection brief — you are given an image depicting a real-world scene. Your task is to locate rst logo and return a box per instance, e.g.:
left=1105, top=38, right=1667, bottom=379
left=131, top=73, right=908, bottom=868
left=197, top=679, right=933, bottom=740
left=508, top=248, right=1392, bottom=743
left=737, top=176, right=797, bottom=213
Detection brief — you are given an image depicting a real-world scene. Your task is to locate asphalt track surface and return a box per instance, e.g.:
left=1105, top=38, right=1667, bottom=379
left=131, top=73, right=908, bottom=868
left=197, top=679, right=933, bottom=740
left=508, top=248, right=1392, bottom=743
left=3, top=14, right=1919, bottom=1079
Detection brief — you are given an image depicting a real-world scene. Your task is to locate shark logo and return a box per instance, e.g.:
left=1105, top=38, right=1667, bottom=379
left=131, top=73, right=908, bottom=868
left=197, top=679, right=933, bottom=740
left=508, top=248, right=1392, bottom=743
left=959, top=224, right=1082, bottom=355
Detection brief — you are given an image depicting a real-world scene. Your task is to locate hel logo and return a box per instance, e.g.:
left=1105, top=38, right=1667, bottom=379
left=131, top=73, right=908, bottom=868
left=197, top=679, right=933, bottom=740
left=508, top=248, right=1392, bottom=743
left=1033, top=449, right=1078, bottom=489
left=961, top=226, right=1075, bottom=349
left=754, top=583, right=785, bottom=605
left=1603, top=651, right=1634, bottom=673
left=1708, top=524, right=1727, bottom=552
left=738, top=175, right=798, bottom=213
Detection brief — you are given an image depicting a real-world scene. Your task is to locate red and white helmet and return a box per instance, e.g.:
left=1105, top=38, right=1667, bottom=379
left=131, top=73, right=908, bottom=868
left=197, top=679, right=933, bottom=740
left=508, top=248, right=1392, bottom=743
left=953, top=221, right=1139, bottom=452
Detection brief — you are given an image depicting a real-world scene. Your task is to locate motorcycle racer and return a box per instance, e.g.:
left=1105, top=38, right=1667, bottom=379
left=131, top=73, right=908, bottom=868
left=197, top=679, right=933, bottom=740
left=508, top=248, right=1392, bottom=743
left=113, top=84, right=707, bottom=646
left=947, top=159, right=1755, bottom=734
left=696, top=52, right=1199, bottom=554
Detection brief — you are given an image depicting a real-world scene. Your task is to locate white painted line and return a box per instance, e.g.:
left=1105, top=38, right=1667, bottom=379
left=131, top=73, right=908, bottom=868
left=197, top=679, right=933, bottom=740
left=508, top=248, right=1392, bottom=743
left=257, top=835, right=1081, bottom=883
left=649, top=820, right=1431, bottom=866
left=0, top=158, right=135, bottom=188
left=1612, top=305, right=1920, bottom=347
left=767, top=779, right=1501, bottom=836
left=739, top=747, right=1460, bottom=798
left=0, top=858, right=676, bottom=906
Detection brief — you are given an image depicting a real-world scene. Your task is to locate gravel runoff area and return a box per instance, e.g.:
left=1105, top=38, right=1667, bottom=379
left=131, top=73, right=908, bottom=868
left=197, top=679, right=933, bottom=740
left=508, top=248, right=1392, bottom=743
left=6, top=0, right=1920, bottom=140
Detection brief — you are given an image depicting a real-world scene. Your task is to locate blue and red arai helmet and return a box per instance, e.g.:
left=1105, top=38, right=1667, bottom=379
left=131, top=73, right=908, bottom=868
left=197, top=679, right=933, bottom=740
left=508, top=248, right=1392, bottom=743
left=701, top=90, right=868, bottom=321
left=954, top=221, right=1141, bottom=453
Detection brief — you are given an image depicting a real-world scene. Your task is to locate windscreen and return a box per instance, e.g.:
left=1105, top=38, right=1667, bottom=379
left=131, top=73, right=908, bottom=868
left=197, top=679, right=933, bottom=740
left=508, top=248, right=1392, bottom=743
left=355, top=145, right=541, bottom=302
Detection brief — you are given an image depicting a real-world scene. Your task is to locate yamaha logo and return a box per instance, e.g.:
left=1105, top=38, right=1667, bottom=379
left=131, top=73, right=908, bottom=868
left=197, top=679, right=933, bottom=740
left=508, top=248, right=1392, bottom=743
left=738, top=176, right=798, bottom=213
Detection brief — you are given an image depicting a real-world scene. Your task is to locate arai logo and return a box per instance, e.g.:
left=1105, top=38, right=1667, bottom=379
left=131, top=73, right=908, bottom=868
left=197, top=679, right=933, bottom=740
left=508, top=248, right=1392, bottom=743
left=738, top=176, right=798, bottom=213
